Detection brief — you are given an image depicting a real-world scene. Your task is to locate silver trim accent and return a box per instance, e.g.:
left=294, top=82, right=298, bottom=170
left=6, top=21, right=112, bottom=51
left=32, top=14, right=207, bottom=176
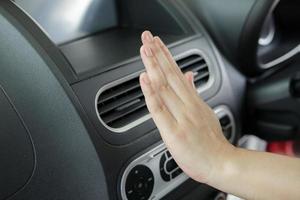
left=258, top=15, right=275, bottom=46
left=120, top=143, right=188, bottom=200
left=238, top=135, right=267, bottom=152
left=258, top=0, right=279, bottom=47
left=260, top=44, right=300, bottom=69
left=120, top=105, right=236, bottom=200
left=95, top=49, right=215, bottom=133
left=258, top=0, right=280, bottom=46
left=257, top=0, right=300, bottom=69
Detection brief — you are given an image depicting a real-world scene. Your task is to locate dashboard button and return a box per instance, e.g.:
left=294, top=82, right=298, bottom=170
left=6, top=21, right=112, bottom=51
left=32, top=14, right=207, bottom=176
left=171, top=168, right=183, bottom=179
left=159, top=154, right=171, bottom=181
left=166, top=151, right=171, bottom=158
left=125, top=165, right=154, bottom=200
left=166, top=158, right=178, bottom=172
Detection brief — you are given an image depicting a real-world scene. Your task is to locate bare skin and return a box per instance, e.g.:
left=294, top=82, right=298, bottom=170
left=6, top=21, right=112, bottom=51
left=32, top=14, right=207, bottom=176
left=139, top=31, right=300, bottom=200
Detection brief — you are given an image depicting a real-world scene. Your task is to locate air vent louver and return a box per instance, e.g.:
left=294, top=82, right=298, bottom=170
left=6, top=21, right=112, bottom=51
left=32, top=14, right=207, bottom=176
left=215, top=106, right=235, bottom=142
left=220, top=115, right=233, bottom=140
left=96, top=52, right=210, bottom=132
left=177, top=54, right=210, bottom=88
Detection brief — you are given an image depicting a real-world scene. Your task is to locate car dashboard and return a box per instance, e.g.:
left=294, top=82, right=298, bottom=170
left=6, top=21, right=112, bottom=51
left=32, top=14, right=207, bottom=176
left=0, top=0, right=247, bottom=199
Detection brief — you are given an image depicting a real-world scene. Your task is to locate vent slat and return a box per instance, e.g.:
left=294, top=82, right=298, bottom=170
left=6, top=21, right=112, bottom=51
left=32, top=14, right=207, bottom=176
left=107, top=107, right=149, bottom=128
left=194, top=76, right=210, bottom=88
left=219, top=115, right=233, bottom=140
left=182, top=63, right=208, bottom=74
left=177, top=54, right=202, bottom=64
left=178, top=56, right=204, bottom=69
left=194, top=71, right=210, bottom=82
left=96, top=53, right=210, bottom=131
left=98, top=89, right=143, bottom=115
left=102, top=99, right=146, bottom=125
left=98, top=79, right=140, bottom=104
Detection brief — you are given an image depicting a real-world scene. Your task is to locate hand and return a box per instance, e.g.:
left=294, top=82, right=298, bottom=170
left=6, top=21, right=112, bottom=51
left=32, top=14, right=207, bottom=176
left=139, top=31, right=235, bottom=184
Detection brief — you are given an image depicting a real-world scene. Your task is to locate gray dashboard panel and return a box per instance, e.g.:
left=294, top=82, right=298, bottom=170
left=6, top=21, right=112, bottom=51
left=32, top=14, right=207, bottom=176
left=0, top=0, right=247, bottom=199
left=0, top=6, right=108, bottom=200
left=13, top=0, right=118, bottom=44
left=0, top=86, right=35, bottom=200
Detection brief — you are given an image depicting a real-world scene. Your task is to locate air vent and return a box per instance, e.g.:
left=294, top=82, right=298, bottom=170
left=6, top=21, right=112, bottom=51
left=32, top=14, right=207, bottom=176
left=215, top=106, right=236, bottom=142
left=177, top=54, right=210, bottom=88
left=96, top=51, right=211, bottom=132
left=96, top=76, right=148, bottom=131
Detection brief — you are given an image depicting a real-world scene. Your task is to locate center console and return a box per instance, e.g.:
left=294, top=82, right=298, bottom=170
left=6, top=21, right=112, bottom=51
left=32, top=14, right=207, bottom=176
left=121, top=105, right=236, bottom=200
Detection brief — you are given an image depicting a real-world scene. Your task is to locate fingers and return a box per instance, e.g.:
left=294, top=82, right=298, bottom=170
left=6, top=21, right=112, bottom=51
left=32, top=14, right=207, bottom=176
left=141, top=31, right=198, bottom=104
left=154, top=36, right=185, bottom=77
left=139, top=72, right=177, bottom=134
left=142, top=31, right=181, bottom=76
left=140, top=46, right=167, bottom=88
left=140, top=46, right=187, bottom=120
left=184, top=71, right=196, bottom=89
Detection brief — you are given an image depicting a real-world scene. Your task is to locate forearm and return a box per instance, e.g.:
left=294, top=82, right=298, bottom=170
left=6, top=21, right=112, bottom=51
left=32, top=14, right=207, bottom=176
left=209, top=147, right=300, bottom=200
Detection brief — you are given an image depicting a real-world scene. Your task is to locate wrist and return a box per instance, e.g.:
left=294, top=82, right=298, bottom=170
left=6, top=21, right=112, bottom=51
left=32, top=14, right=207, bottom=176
left=207, top=144, right=241, bottom=188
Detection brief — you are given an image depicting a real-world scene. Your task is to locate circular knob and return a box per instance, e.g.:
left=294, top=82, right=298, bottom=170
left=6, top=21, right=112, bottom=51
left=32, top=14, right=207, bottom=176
left=125, top=165, right=154, bottom=200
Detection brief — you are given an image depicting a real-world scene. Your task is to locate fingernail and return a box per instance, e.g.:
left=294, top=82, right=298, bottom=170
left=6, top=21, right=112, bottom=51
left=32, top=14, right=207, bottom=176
left=147, top=31, right=154, bottom=41
left=155, top=36, right=164, bottom=46
left=154, top=36, right=163, bottom=44
left=143, top=31, right=154, bottom=42
left=143, top=46, right=153, bottom=57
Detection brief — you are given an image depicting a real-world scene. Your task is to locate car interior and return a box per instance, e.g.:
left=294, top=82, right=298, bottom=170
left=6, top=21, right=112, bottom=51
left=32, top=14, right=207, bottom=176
left=0, top=0, right=299, bottom=199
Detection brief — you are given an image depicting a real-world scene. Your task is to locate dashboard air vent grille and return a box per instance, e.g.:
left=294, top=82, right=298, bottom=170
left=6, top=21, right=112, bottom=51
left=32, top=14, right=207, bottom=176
left=216, top=107, right=235, bottom=142
left=220, top=115, right=233, bottom=140
left=96, top=52, right=210, bottom=132
left=177, top=54, right=210, bottom=88
left=97, top=77, right=148, bottom=129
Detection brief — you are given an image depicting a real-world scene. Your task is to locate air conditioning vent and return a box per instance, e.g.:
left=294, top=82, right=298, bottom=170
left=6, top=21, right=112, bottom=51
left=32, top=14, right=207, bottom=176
left=97, top=76, right=148, bottom=130
left=177, top=54, right=210, bottom=88
left=215, top=106, right=236, bottom=142
left=96, top=51, right=211, bottom=132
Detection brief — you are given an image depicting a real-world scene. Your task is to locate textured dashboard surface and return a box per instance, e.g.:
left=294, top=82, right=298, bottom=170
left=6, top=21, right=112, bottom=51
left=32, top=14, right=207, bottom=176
left=0, top=87, right=35, bottom=200
left=0, top=5, right=108, bottom=200
left=0, top=0, right=248, bottom=199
